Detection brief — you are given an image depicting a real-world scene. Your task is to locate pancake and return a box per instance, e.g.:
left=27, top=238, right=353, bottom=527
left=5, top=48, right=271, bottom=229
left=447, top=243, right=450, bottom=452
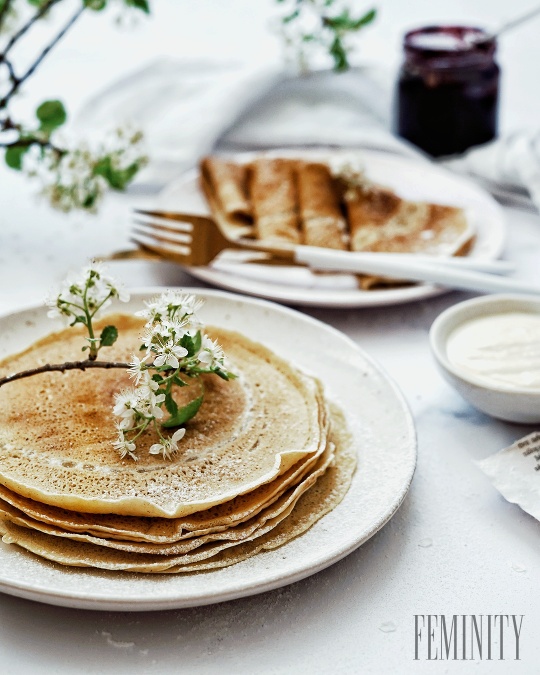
left=0, top=405, right=356, bottom=573
left=297, top=161, right=348, bottom=250
left=0, top=443, right=335, bottom=556
left=0, top=315, right=327, bottom=518
left=200, top=156, right=252, bottom=222
left=249, top=158, right=302, bottom=245
left=0, top=443, right=327, bottom=542
left=344, top=184, right=474, bottom=256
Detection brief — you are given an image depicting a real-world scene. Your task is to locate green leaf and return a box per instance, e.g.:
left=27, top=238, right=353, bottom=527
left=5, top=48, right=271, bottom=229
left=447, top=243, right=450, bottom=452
left=5, top=144, right=29, bottom=170
left=324, top=8, right=376, bottom=32
left=282, top=9, right=299, bottom=24
left=164, top=393, right=178, bottom=417
left=36, top=100, right=67, bottom=133
left=99, top=325, right=118, bottom=347
left=162, top=395, right=203, bottom=428
left=84, top=0, right=107, bottom=10
left=180, top=330, right=202, bottom=356
left=125, top=0, right=150, bottom=13
left=70, top=315, right=87, bottom=327
left=172, top=375, right=188, bottom=387
left=355, top=8, right=377, bottom=28
left=93, top=156, right=141, bottom=191
left=329, top=36, right=349, bottom=72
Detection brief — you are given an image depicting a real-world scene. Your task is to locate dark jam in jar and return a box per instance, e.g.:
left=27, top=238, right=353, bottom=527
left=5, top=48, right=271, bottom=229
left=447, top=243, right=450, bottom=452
left=395, top=26, right=500, bottom=157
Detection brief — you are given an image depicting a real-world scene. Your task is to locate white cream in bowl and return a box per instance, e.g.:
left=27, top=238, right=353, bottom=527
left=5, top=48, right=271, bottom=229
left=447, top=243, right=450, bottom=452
left=430, top=295, right=540, bottom=423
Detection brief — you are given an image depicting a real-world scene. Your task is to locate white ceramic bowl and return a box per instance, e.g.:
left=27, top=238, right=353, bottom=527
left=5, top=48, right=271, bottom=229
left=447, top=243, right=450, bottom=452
left=429, top=295, right=540, bottom=424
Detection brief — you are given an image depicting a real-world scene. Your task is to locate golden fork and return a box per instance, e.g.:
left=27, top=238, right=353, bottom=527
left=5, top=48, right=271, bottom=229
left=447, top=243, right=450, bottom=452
left=125, top=209, right=540, bottom=296
left=130, top=209, right=296, bottom=266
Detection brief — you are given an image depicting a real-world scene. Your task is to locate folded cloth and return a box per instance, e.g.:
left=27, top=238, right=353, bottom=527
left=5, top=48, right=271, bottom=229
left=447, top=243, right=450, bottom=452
left=442, top=131, right=540, bottom=212
left=75, top=59, right=283, bottom=186
left=75, top=59, right=422, bottom=188
left=76, top=57, right=540, bottom=212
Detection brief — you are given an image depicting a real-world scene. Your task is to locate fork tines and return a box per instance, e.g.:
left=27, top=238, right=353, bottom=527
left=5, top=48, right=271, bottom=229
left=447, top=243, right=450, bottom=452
left=131, top=215, right=194, bottom=265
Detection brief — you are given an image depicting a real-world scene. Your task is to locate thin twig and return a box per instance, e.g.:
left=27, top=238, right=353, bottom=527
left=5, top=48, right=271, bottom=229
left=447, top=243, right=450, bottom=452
left=2, top=57, right=16, bottom=84
left=0, top=4, right=85, bottom=108
left=0, top=360, right=130, bottom=387
left=2, top=0, right=62, bottom=58
left=0, top=137, right=66, bottom=156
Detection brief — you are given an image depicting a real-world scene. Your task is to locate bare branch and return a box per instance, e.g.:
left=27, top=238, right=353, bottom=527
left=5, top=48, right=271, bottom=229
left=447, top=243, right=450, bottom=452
left=2, top=57, right=16, bottom=84
left=0, top=4, right=85, bottom=108
left=0, top=360, right=131, bottom=388
left=2, top=0, right=63, bottom=58
left=0, top=137, right=66, bottom=156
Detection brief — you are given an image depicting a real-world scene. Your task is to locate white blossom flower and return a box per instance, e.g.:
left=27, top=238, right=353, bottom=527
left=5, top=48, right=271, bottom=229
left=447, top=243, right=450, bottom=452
left=137, top=291, right=203, bottom=325
left=113, top=389, right=139, bottom=429
left=127, top=355, right=148, bottom=384
left=136, top=371, right=159, bottom=398
left=113, top=430, right=138, bottom=461
left=29, top=126, right=147, bottom=213
left=112, top=290, right=235, bottom=460
left=133, top=389, right=165, bottom=419
left=148, top=428, right=186, bottom=459
left=153, top=342, right=188, bottom=369
left=46, top=260, right=129, bottom=326
left=198, top=336, right=225, bottom=368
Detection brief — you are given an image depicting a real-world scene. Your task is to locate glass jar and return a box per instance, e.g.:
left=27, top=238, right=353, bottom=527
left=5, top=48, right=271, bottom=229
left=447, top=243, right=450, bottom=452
left=394, top=26, right=500, bottom=157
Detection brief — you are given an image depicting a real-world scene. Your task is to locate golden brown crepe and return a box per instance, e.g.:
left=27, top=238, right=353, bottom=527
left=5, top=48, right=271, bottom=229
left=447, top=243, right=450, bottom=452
left=200, top=156, right=252, bottom=223
left=249, top=158, right=302, bottom=245
left=0, top=447, right=326, bottom=543
left=297, top=161, right=348, bottom=250
left=0, top=406, right=355, bottom=573
left=0, top=316, right=328, bottom=518
left=0, top=444, right=335, bottom=556
left=343, top=184, right=473, bottom=255
left=0, top=300, right=356, bottom=573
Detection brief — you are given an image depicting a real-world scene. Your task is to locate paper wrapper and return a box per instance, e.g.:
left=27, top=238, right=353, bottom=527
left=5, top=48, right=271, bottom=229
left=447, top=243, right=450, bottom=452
left=477, top=432, right=540, bottom=520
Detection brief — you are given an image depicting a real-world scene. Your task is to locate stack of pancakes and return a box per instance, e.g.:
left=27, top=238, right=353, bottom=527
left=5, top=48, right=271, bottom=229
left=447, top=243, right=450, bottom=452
left=0, top=315, right=355, bottom=573
left=201, top=155, right=475, bottom=289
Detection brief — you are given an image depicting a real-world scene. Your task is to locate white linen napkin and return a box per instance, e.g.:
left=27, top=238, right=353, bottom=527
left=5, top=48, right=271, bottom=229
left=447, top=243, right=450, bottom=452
left=74, top=58, right=422, bottom=189
left=76, top=57, right=540, bottom=211
left=443, top=131, right=540, bottom=212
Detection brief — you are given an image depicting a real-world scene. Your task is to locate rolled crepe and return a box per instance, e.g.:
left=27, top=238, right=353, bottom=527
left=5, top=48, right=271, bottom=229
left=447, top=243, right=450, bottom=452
left=297, top=162, right=347, bottom=250
left=249, top=158, right=301, bottom=245
left=200, top=156, right=252, bottom=222
left=345, top=184, right=474, bottom=256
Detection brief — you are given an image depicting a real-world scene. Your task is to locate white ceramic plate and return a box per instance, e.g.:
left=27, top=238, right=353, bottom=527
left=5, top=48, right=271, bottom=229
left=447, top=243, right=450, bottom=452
left=0, top=290, right=416, bottom=611
left=158, top=149, right=506, bottom=308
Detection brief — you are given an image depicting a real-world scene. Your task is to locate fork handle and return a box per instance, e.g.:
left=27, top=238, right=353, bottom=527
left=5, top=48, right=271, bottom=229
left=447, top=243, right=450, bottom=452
left=294, top=247, right=540, bottom=296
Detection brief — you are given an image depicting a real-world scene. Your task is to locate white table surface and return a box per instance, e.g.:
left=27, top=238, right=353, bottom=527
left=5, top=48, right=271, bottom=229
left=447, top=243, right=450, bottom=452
left=1, top=1, right=540, bottom=673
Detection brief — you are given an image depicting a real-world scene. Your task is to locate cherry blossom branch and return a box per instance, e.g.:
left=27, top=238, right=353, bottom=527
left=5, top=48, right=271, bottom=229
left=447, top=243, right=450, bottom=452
left=0, top=3, right=84, bottom=109
left=0, top=360, right=130, bottom=388
left=2, top=0, right=62, bottom=59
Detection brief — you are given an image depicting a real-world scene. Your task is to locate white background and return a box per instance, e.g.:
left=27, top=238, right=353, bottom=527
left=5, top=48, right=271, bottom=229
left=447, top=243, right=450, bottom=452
left=1, top=1, right=540, bottom=673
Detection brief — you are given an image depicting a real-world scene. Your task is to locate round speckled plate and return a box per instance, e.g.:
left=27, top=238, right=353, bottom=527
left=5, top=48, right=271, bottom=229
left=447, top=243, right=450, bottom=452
left=0, top=289, right=416, bottom=611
